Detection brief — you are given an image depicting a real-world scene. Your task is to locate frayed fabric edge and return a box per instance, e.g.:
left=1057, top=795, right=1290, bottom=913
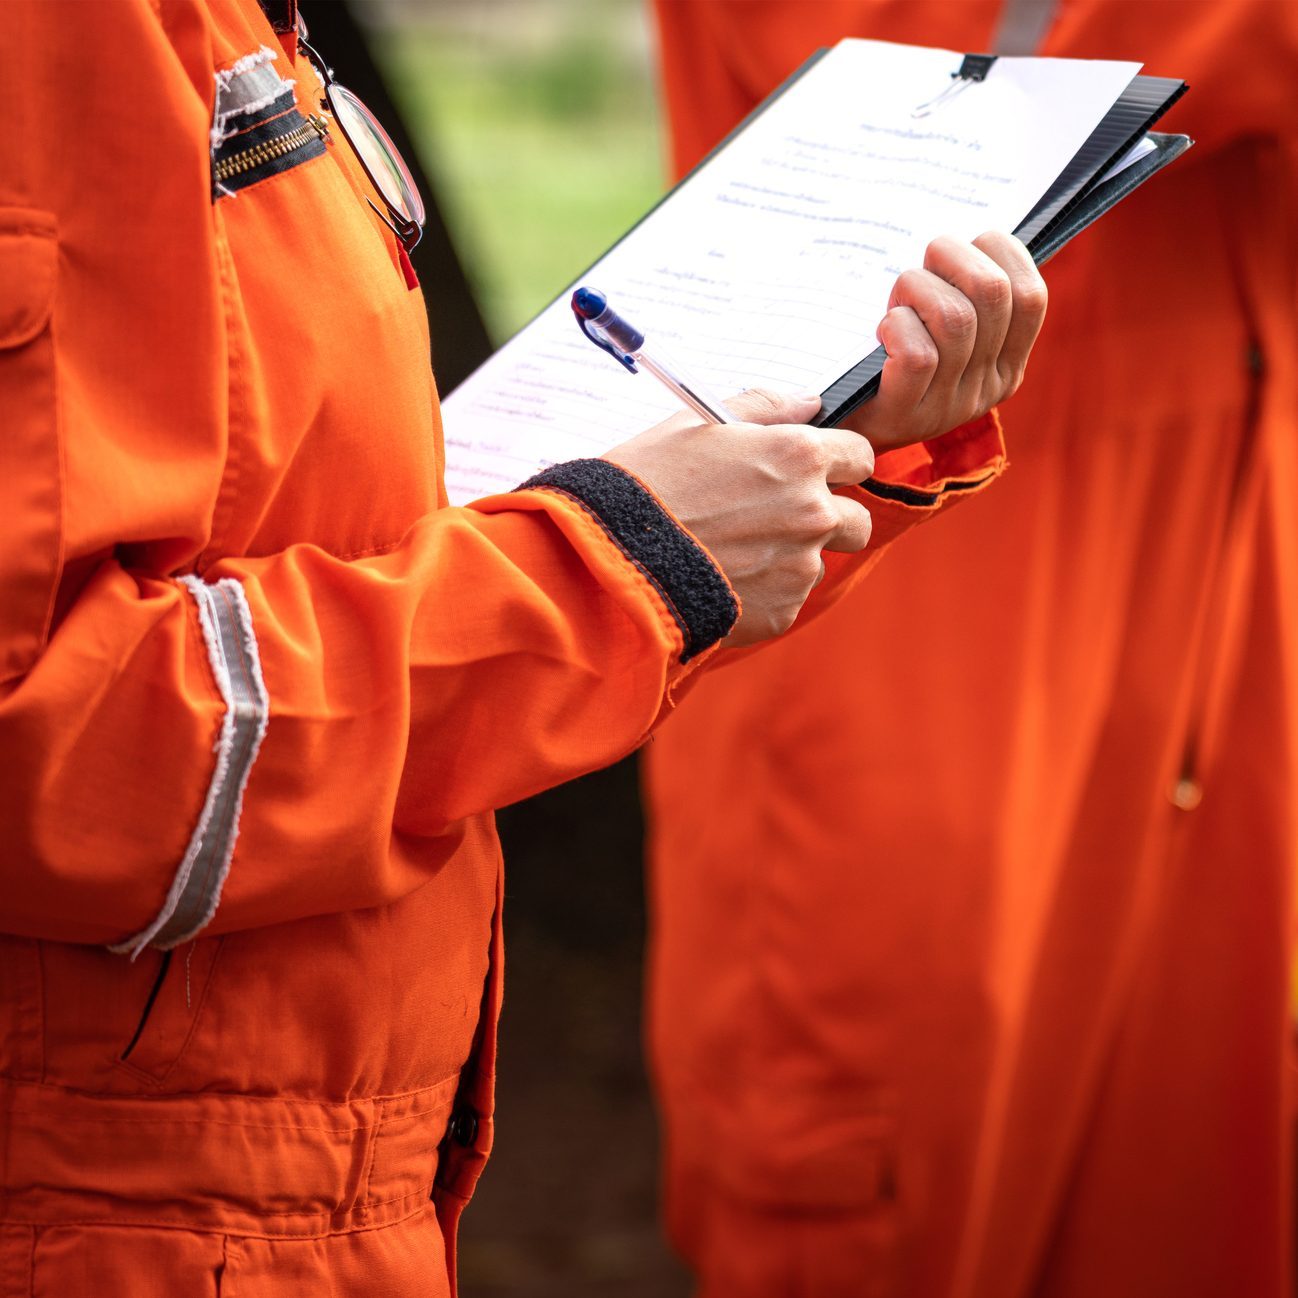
left=210, top=45, right=296, bottom=151
left=109, top=576, right=269, bottom=958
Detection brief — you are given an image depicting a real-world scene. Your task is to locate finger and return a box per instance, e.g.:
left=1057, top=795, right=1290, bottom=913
left=817, top=426, right=877, bottom=486
left=923, top=235, right=1013, bottom=387
left=641, top=387, right=822, bottom=440
left=822, top=494, right=873, bottom=554
left=722, top=386, right=823, bottom=426
left=886, top=267, right=977, bottom=402
left=813, top=558, right=828, bottom=588
left=871, top=304, right=939, bottom=422
left=972, top=231, right=1048, bottom=392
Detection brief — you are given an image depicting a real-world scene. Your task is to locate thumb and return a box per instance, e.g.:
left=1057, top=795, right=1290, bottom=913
left=723, top=387, right=823, bottom=425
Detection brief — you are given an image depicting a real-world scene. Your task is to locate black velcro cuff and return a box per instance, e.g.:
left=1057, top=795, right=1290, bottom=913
left=517, top=460, right=738, bottom=663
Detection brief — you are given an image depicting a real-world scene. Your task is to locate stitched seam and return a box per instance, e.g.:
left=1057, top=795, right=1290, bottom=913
left=112, top=940, right=227, bottom=1089
left=0, top=1075, right=461, bottom=1107
left=221, top=103, right=297, bottom=142
left=331, top=536, right=409, bottom=563
left=34, top=941, right=46, bottom=1086
left=6, top=1101, right=457, bottom=1133
left=153, top=940, right=224, bottom=1086
left=358, top=1096, right=388, bottom=1222
left=515, top=461, right=739, bottom=660
left=526, top=484, right=691, bottom=654
left=211, top=47, right=292, bottom=151
left=2, top=1193, right=433, bottom=1241
left=196, top=233, right=242, bottom=571
left=254, top=1182, right=434, bottom=1219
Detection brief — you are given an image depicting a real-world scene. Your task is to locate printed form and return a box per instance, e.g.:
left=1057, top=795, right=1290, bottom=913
left=442, top=40, right=1139, bottom=504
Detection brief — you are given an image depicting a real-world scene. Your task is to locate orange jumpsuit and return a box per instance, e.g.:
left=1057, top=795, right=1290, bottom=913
left=646, top=3, right=1298, bottom=1296
left=0, top=2, right=1002, bottom=1292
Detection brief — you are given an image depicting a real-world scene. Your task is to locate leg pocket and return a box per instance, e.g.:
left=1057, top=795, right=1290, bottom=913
left=0, top=1227, right=34, bottom=1298
left=31, top=1226, right=224, bottom=1298
left=220, top=1207, right=449, bottom=1298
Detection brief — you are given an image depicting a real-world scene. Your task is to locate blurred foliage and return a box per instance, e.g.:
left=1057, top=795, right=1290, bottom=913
left=369, top=0, right=665, bottom=345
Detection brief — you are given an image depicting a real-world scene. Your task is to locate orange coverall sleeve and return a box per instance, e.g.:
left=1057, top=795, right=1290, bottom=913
left=0, top=0, right=1003, bottom=953
left=818, top=414, right=1007, bottom=616
left=0, top=0, right=739, bottom=950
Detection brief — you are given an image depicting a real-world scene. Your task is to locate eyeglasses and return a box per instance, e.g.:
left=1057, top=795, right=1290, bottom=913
left=296, top=14, right=426, bottom=252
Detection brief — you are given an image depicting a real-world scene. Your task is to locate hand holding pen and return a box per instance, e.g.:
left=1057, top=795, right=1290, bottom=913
left=570, top=286, right=875, bottom=643
left=567, top=235, right=1045, bottom=644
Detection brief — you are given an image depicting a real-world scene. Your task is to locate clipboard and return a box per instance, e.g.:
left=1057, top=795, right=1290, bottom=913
left=811, top=63, right=1191, bottom=426
left=441, top=41, right=1192, bottom=503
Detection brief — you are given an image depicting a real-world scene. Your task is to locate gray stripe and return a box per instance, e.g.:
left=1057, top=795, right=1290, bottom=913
left=992, top=0, right=1060, bottom=55
left=152, top=581, right=267, bottom=946
left=110, top=577, right=269, bottom=957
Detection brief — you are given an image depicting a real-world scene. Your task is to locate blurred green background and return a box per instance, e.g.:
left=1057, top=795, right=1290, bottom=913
left=340, top=4, right=689, bottom=1295
left=368, top=0, right=666, bottom=342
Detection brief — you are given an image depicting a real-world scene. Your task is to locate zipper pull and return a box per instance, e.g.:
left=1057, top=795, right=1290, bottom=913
left=308, top=113, right=330, bottom=142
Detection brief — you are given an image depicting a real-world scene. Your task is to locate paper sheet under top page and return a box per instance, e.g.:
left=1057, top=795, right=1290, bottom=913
left=442, top=40, right=1140, bottom=504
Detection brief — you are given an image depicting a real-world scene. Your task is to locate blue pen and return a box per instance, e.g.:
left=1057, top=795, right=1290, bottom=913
left=571, top=287, right=736, bottom=425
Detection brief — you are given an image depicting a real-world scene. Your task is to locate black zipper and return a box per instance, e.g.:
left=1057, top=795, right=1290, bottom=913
left=214, top=113, right=329, bottom=187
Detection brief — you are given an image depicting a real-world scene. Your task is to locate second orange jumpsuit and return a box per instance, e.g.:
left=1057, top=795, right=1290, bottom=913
left=646, top=3, right=1298, bottom=1296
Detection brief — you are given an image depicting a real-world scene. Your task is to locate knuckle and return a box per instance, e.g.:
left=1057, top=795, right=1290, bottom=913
left=778, top=427, right=826, bottom=476
left=972, top=229, right=1011, bottom=259
left=972, top=267, right=1012, bottom=311
left=847, top=501, right=873, bottom=549
left=1000, top=361, right=1028, bottom=398
left=796, top=551, right=824, bottom=591
left=738, top=386, right=785, bottom=421
left=859, top=439, right=877, bottom=480
left=939, top=296, right=978, bottom=339
left=1017, top=277, right=1049, bottom=318
left=924, top=234, right=960, bottom=268
left=894, top=267, right=928, bottom=300
left=808, top=500, right=840, bottom=538
left=892, top=336, right=938, bottom=374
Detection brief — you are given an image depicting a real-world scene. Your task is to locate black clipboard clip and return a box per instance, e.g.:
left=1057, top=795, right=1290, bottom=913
left=912, top=53, right=998, bottom=118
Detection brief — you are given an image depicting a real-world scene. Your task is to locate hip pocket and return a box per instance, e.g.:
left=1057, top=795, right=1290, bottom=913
left=0, top=208, right=61, bottom=685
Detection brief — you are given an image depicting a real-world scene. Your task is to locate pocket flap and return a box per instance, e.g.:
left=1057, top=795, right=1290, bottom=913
left=0, top=209, right=57, bottom=349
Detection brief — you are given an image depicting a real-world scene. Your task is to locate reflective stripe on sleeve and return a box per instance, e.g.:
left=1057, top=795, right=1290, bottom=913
left=110, top=576, right=270, bottom=957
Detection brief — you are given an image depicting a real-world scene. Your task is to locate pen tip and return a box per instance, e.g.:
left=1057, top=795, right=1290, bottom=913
left=571, top=286, right=607, bottom=320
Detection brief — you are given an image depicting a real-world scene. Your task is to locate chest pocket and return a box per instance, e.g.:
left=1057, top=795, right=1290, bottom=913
left=0, top=209, right=61, bottom=685
left=203, top=53, right=438, bottom=568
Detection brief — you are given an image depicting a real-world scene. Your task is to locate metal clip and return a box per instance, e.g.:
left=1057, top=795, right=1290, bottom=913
left=912, top=53, right=999, bottom=119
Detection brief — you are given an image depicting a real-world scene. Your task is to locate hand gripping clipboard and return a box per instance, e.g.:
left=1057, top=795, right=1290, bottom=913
left=810, top=58, right=1191, bottom=427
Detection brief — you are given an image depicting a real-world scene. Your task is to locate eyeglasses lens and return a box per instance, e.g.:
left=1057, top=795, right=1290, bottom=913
left=328, top=84, right=426, bottom=228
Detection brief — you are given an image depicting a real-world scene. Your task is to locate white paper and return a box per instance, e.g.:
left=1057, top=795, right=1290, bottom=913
left=1098, top=133, right=1158, bottom=184
left=442, top=40, right=1140, bottom=504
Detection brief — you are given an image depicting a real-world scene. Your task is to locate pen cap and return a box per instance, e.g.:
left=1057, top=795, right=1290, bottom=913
left=571, top=287, right=645, bottom=355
